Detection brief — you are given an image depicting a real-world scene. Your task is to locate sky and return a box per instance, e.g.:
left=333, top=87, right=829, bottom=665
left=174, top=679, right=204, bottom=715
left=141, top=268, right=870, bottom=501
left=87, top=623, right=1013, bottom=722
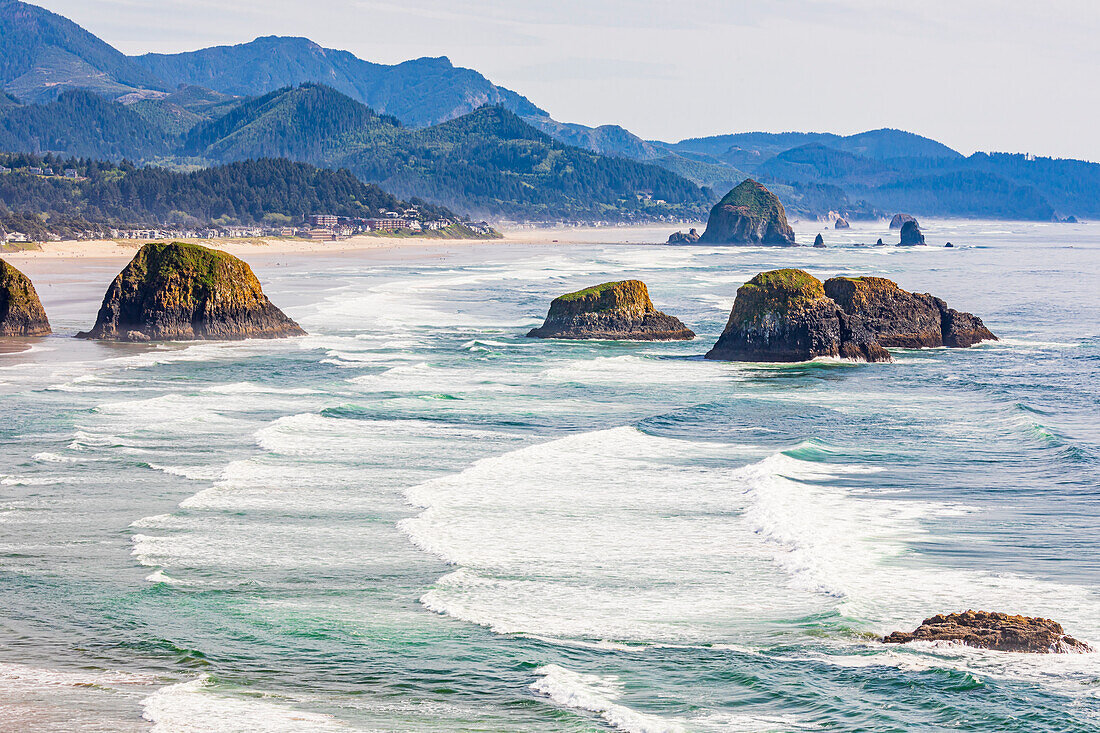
left=36, top=0, right=1100, bottom=161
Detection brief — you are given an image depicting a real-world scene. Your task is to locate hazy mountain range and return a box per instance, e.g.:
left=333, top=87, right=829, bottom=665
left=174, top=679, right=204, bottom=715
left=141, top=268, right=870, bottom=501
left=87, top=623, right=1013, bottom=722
left=0, top=0, right=1095, bottom=222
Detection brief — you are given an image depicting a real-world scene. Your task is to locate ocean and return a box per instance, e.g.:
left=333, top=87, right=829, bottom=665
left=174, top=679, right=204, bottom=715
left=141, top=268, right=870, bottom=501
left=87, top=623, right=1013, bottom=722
left=1, top=220, right=1098, bottom=732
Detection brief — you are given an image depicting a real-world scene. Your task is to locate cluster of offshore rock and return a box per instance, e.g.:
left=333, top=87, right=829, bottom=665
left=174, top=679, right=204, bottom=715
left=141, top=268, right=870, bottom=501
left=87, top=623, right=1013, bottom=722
left=884, top=611, right=1092, bottom=653
left=529, top=269, right=996, bottom=361
left=0, top=243, right=304, bottom=344
left=527, top=280, right=694, bottom=341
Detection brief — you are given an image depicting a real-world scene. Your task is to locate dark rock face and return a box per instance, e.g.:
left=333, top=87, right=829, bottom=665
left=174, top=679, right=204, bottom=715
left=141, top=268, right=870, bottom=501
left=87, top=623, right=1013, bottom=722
left=78, top=242, right=305, bottom=342
left=528, top=280, right=694, bottom=341
left=835, top=217, right=850, bottom=229
left=699, top=179, right=797, bottom=246
left=945, top=242, right=954, bottom=248
left=813, top=234, right=826, bottom=248
left=883, top=611, right=1092, bottom=653
left=890, top=213, right=917, bottom=229
left=824, top=276, right=997, bottom=348
left=667, top=228, right=701, bottom=244
left=875, top=238, right=884, bottom=246
left=0, top=258, right=51, bottom=337
left=899, top=220, right=926, bottom=246
left=704, top=269, right=891, bottom=363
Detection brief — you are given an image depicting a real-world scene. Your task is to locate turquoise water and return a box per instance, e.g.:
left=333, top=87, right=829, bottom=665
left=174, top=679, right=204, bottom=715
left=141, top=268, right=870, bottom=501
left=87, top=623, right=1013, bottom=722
left=1, top=220, right=1099, bottom=731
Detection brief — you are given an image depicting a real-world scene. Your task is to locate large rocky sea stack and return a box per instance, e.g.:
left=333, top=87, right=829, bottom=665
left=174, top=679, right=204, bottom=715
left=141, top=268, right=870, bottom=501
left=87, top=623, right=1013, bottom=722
left=528, top=280, right=694, bottom=341
left=890, top=213, right=917, bottom=229
left=704, top=269, right=889, bottom=362
left=78, top=242, right=305, bottom=342
left=699, top=179, right=797, bottom=246
left=0, top=258, right=51, bottom=337
left=884, top=611, right=1092, bottom=653
left=823, top=276, right=997, bottom=348
left=899, top=220, right=926, bottom=246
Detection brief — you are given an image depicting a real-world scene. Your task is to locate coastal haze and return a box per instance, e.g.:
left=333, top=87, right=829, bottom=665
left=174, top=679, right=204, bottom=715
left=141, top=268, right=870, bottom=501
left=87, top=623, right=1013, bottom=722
left=2, top=0, right=1100, bottom=732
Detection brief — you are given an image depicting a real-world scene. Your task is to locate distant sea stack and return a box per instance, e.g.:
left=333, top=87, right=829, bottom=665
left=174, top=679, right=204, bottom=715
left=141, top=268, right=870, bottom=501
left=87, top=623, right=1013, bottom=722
left=704, top=269, right=889, bottom=363
left=0, top=258, right=51, bottom=337
left=898, top=220, right=926, bottom=246
left=813, top=234, right=826, bottom=248
left=699, top=179, right=797, bottom=246
left=527, top=280, right=694, bottom=341
left=890, top=214, right=917, bottom=229
left=884, top=611, right=1092, bottom=653
left=823, top=276, right=997, bottom=348
left=667, top=228, right=701, bottom=244
left=78, top=242, right=305, bottom=342
left=835, top=217, right=850, bottom=229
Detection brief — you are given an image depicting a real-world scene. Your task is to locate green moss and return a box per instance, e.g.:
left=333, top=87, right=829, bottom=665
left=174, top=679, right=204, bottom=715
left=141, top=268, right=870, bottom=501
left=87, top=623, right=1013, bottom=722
left=135, top=242, right=234, bottom=291
left=557, top=281, right=628, bottom=303
left=731, top=269, right=825, bottom=325
left=715, top=179, right=785, bottom=220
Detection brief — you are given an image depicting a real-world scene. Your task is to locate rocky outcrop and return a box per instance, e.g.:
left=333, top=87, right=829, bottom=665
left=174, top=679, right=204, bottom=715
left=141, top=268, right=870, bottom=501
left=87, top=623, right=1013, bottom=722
left=78, top=242, right=305, bottom=342
left=875, top=238, right=884, bottom=246
left=699, top=179, right=797, bottom=246
left=824, top=276, right=997, bottom=348
left=899, top=220, right=926, bottom=246
left=890, top=213, right=917, bottom=229
left=528, top=280, right=694, bottom=341
left=835, top=217, right=850, bottom=229
left=883, top=611, right=1092, bottom=653
left=0, top=258, right=51, bottom=337
left=667, top=228, right=701, bottom=244
left=813, top=234, right=826, bottom=248
left=704, top=269, right=890, bottom=363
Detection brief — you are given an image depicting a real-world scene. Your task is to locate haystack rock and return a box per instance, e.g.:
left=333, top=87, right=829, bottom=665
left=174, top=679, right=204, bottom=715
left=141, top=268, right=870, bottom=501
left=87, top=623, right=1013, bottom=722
left=823, top=276, right=997, bottom=348
left=667, top=228, right=701, bottom=244
left=890, top=213, right=917, bottom=229
left=835, top=217, right=850, bottom=229
left=527, top=280, right=694, bottom=341
left=78, top=242, right=305, bottom=342
left=699, top=179, right=797, bottom=246
left=899, top=220, right=926, bottom=246
left=813, top=234, right=826, bottom=248
left=0, top=258, right=51, bottom=337
left=704, top=269, right=889, bottom=363
left=884, top=611, right=1092, bottom=653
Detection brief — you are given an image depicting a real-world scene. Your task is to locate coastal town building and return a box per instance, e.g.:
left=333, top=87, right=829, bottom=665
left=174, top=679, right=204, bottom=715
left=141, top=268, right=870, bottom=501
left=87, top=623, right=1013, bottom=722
left=309, top=214, right=338, bottom=228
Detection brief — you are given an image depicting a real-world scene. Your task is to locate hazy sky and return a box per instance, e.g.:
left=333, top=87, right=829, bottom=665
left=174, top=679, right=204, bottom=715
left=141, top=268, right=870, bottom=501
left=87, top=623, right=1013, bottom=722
left=37, top=0, right=1100, bottom=161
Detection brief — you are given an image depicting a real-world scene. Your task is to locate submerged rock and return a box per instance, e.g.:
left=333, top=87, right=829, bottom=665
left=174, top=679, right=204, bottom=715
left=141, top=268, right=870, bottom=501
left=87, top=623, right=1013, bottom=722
left=824, top=275, right=997, bottom=348
left=78, top=242, right=305, bottom=342
left=898, top=220, right=926, bottom=246
left=890, top=213, right=917, bottom=229
left=667, top=228, right=701, bottom=244
left=699, top=179, right=797, bottom=246
left=813, top=234, right=826, bottom=248
left=704, top=269, right=890, bottom=363
left=0, top=258, right=51, bottom=336
left=883, top=611, right=1092, bottom=653
left=835, top=217, right=850, bottom=229
left=527, top=280, right=694, bottom=341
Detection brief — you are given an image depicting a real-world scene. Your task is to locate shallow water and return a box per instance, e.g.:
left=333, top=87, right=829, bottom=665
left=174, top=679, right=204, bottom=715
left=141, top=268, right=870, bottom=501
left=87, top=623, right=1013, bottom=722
left=2, top=220, right=1099, bottom=732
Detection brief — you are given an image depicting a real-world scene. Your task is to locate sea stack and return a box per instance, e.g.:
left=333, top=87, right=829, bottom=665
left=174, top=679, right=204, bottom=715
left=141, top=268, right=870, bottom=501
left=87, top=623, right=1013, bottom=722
left=704, top=269, right=889, bottom=363
left=667, top=228, right=701, bottom=244
left=835, top=217, right=850, bottom=229
left=898, top=220, right=926, bottom=246
left=824, top=276, right=996, bottom=348
left=699, top=179, right=797, bottom=246
left=0, top=258, right=51, bottom=337
left=527, top=280, right=694, bottom=341
left=890, top=213, right=917, bottom=229
left=813, top=234, right=826, bottom=248
left=78, top=242, right=305, bottom=342
left=884, top=611, right=1092, bottom=653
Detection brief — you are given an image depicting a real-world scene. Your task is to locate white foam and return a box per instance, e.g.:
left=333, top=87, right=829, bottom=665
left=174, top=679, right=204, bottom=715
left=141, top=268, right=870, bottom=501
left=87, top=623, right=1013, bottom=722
left=142, top=676, right=352, bottom=733
left=531, top=664, right=686, bottom=733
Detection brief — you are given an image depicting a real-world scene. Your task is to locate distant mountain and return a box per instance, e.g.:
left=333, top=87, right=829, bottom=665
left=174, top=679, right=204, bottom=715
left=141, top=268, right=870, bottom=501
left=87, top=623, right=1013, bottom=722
left=0, top=89, right=170, bottom=159
left=671, top=128, right=962, bottom=166
left=754, top=144, right=896, bottom=188
left=133, top=36, right=545, bottom=127
left=522, top=116, right=667, bottom=161
left=0, top=0, right=165, bottom=102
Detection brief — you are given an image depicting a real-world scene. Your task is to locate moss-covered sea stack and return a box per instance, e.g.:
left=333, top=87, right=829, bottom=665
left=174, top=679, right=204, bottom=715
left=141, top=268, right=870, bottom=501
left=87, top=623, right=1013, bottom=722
left=527, top=280, right=694, bottom=341
left=0, top=258, right=51, bottom=337
left=824, top=276, right=996, bottom=348
left=699, top=179, right=798, bottom=246
left=705, top=269, right=889, bottom=362
left=78, top=242, right=305, bottom=342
